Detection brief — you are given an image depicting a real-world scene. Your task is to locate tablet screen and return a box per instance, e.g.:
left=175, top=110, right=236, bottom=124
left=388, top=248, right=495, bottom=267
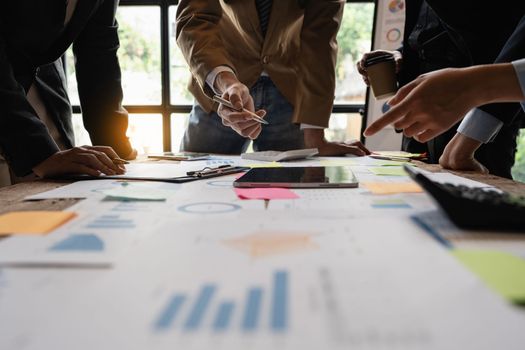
left=233, top=166, right=358, bottom=188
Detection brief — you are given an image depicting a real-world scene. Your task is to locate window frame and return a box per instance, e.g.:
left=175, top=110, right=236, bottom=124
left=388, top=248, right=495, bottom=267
left=69, top=0, right=375, bottom=151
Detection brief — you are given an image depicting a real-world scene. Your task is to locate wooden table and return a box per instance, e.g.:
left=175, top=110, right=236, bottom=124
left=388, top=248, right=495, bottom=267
left=1, top=162, right=525, bottom=215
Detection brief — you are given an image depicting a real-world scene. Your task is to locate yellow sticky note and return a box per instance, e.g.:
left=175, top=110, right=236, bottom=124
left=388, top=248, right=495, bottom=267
left=452, top=250, right=525, bottom=305
left=362, top=182, right=423, bottom=195
left=248, top=162, right=283, bottom=168
left=369, top=167, right=408, bottom=176
left=0, top=211, right=77, bottom=235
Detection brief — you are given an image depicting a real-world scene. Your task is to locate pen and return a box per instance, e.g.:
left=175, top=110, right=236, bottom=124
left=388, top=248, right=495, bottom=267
left=213, top=95, right=269, bottom=125
left=187, top=165, right=230, bottom=176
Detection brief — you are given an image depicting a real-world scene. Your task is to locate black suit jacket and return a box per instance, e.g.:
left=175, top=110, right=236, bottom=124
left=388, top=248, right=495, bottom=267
left=477, top=15, right=525, bottom=126
left=426, top=1, right=525, bottom=125
left=397, top=1, right=524, bottom=177
left=0, top=0, right=132, bottom=176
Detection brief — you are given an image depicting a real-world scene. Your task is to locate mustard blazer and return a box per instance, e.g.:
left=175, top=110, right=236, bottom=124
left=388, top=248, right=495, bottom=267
left=176, top=0, right=344, bottom=128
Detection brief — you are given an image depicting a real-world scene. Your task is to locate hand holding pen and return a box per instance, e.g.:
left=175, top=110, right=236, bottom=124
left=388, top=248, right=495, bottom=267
left=213, top=95, right=268, bottom=125
left=212, top=71, right=268, bottom=140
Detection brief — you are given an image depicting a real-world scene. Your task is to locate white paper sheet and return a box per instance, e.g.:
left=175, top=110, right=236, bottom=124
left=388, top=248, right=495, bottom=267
left=1, top=217, right=525, bottom=349
left=25, top=180, right=181, bottom=200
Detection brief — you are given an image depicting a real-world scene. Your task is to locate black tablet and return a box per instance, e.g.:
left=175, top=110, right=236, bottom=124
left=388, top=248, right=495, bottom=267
left=233, top=166, right=358, bottom=188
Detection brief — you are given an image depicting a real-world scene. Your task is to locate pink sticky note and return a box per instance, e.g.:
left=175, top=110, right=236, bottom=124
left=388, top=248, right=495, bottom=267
left=234, top=188, right=299, bottom=200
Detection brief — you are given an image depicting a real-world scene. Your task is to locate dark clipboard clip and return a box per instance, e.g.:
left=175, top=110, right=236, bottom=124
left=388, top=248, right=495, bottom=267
left=186, top=165, right=249, bottom=179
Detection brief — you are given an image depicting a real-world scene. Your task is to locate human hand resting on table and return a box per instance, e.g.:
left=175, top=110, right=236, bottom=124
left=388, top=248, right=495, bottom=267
left=32, top=146, right=126, bottom=178
left=439, top=133, right=488, bottom=174
left=304, top=129, right=370, bottom=156
left=214, top=71, right=266, bottom=140
left=357, top=50, right=403, bottom=86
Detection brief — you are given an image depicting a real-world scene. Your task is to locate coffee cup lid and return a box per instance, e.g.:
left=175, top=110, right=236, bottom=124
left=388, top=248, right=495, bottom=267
left=364, top=54, right=395, bottom=67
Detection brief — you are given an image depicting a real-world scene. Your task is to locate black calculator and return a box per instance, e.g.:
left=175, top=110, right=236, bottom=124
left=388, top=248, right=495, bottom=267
left=404, top=165, right=525, bottom=231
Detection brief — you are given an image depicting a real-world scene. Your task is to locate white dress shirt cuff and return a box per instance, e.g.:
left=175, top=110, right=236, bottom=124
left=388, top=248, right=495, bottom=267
left=206, top=66, right=236, bottom=95
left=300, top=123, right=325, bottom=130
left=457, top=108, right=503, bottom=143
left=511, top=58, right=525, bottom=111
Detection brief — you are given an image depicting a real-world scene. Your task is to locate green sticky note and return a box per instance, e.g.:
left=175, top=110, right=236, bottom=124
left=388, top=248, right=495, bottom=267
left=452, top=250, right=525, bottom=305
left=374, top=160, right=416, bottom=167
left=101, top=187, right=167, bottom=201
left=369, top=167, right=408, bottom=176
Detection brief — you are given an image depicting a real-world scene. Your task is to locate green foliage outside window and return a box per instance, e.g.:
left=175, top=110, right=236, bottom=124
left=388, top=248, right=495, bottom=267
left=512, top=130, right=525, bottom=183
left=118, top=21, right=160, bottom=73
left=337, top=4, right=374, bottom=70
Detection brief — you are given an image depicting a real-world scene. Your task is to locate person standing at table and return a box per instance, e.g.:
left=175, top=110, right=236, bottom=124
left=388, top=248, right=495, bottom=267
left=357, top=0, right=523, bottom=178
left=175, top=0, right=370, bottom=157
left=0, top=0, right=137, bottom=182
left=364, top=14, right=525, bottom=175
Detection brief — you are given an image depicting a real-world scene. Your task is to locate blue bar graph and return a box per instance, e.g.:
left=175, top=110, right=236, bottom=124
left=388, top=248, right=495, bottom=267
left=154, top=271, right=289, bottom=334
left=271, top=271, right=288, bottom=331
left=111, top=203, right=144, bottom=212
left=154, top=295, right=186, bottom=330
left=86, top=214, right=135, bottom=229
left=183, top=285, right=216, bottom=330
left=213, top=301, right=235, bottom=331
left=242, top=288, right=263, bottom=331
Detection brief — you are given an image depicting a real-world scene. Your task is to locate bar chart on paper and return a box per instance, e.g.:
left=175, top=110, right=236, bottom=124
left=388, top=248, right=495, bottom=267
left=153, top=270, right=289, bottom=334
left=84, top=214, right=136, bottom=229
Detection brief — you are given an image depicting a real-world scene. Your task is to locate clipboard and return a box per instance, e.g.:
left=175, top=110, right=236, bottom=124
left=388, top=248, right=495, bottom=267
left=55, top=165, right=250, bottom=183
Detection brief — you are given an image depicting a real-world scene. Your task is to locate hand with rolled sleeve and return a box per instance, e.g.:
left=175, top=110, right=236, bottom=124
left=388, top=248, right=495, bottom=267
left=211, top=70, right=267, bottom=140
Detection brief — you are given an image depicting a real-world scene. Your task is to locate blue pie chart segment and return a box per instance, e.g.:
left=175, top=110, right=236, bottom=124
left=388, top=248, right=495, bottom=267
left=49, top=234, right=104, bottom=252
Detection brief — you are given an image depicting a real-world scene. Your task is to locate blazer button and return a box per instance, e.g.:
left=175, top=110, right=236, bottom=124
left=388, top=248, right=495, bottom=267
left=262, top=55, right=269, bottom=65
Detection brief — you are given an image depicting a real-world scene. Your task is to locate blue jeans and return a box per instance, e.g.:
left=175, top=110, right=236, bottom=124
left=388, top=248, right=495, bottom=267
left=181, top=77, right=304, bottom=154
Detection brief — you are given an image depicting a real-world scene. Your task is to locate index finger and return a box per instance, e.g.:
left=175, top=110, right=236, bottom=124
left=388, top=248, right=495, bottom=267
left=364, top=102, right=410, bottom=137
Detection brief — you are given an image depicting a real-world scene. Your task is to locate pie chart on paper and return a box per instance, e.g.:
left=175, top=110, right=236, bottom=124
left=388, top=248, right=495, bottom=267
left=388, top=0, right=405, bottom=13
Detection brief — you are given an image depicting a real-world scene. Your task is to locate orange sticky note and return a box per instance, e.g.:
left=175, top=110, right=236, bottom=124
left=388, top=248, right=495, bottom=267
left=362, top=182, right=423, bottom=195
left=0, top=211, right=77, bottom=235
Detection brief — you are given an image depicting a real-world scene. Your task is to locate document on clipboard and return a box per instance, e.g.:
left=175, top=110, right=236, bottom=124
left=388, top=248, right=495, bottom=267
left=55, top=163, right=249, bottom=183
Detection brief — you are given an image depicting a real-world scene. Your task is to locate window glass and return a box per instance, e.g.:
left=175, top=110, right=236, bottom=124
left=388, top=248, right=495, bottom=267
left=170, top=114, right=190, bottom=152
left=117, top=6, right=161, bottom=105
left=127, top=114, right=164, bottom=154
left=71, top=113, right=163, bottom=155
left=65, top=6, right=162, bottom=106
left=325, top=113, right=363, bottom=143
left=335, top=3, right=374, bottom=104
left=169, top=6, right=194, bottom=105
